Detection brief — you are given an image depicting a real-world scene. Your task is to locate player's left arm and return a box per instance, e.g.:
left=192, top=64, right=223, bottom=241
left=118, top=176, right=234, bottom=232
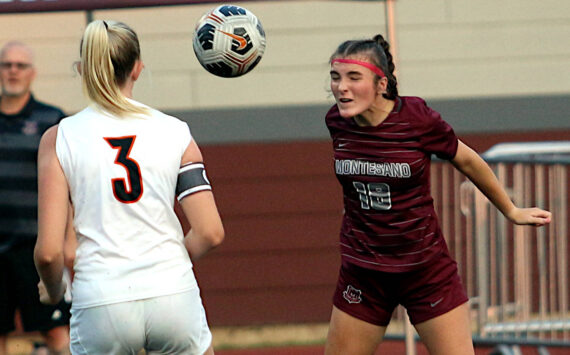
left=34, top=125, right=68, bottom=305
left=450, top=139, right=552, bottom=226
left=177, top=139, right=225, bottom=261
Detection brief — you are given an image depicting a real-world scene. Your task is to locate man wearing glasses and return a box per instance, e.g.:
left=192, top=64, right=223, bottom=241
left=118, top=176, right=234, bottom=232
left=0, top=41, right=70, bottom=355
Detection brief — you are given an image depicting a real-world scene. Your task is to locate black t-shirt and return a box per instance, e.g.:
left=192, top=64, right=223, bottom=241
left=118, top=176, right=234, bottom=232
left=0, top=94, right=66, bottom=253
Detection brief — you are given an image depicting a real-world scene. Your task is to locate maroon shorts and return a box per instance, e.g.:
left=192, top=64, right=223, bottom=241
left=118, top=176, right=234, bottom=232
left=332, top=253, right=468, bottom=326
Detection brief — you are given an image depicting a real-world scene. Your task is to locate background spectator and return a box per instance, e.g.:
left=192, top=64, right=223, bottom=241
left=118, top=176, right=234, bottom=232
left=0, top=41, right=70, bottom=355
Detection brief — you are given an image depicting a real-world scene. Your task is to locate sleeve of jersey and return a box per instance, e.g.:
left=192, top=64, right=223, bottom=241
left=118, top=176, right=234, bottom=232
left=418, top=105, right=459, bottom=160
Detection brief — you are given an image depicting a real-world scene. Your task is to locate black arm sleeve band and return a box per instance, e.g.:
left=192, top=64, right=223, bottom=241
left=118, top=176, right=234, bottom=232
left=176, top=163, right=212, bottom=201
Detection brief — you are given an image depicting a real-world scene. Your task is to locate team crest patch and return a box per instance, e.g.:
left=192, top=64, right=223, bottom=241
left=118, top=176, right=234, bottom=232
left=22, top=121, right=38, bottom=135
left=343, top=285, right=362, bottom=304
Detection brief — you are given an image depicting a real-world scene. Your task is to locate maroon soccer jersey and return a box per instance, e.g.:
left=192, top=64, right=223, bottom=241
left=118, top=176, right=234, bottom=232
left=326, top=96, right=459, bottom=272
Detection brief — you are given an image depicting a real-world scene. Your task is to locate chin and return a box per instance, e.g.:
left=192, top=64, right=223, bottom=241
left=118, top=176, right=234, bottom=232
left=337, top=106, right=357, bottom=118
left=3, top=88, right=26, bottom=97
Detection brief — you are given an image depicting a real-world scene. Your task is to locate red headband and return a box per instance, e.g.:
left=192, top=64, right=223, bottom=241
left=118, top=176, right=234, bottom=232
left=331, top=58, right=385, bottom=78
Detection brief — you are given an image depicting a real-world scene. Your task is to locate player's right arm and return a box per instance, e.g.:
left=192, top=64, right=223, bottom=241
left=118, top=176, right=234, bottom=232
left=64, top=202, right=76, bottom=280
left=177, top=139, right=224, bottom=261
left=34, top=125, right=68, bottom=304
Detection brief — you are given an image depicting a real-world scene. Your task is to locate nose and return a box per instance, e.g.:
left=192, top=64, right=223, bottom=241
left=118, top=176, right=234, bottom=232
left=337, top=78, right=348, bottom=92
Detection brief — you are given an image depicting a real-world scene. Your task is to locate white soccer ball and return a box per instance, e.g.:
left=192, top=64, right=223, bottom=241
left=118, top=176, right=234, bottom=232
left=192, top=4, right=266, bottom=78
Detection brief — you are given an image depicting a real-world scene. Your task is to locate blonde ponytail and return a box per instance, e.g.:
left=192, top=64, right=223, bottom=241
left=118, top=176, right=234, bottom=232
left=80, top=20, right=149, bottom=117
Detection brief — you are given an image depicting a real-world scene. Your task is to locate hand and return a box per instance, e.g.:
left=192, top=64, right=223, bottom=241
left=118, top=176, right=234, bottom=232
left=506, top=207, right=552, bottom=226
left=38, top=279, right=66, bottom=305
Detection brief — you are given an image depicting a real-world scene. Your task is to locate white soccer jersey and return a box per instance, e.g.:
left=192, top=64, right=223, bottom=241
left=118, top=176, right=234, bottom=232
left=56, top=101, right=198, bottom=309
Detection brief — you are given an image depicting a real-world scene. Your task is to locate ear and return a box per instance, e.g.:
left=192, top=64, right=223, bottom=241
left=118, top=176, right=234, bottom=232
left=376, top=76, right=388, bottom=95
left=75, top=62, right=82, bottom=76
left=131, top=60, right=144, bottom=82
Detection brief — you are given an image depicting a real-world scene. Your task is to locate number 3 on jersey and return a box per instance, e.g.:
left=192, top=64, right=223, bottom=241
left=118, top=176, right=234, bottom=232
left=353, top=181, right=391, bottom=210
left=105, top=136, right=143, bottom=203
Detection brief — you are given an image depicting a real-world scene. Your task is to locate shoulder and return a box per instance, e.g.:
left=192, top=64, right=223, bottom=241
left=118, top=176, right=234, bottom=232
left=152, top=108, right=184, bottom=123
left=325, top=104, right=340, bottom=119
left=127, top=99, right=185, bottom=126
left=399, top=96, right=442, bottom=126
left=42, top=124, right=58, bottom=139
left=140, top=106, right=192, bottom=146
left=57, top=107, right=91, bottom=127
left=30, top=96, right=66, bottom=119
left=38, top=124, right=59, bottom=153
left=399, top=96, right=429, bottom=114
left=34, top=100, right=65, bottom=115
left=325, top=104, right=343, bottom=127
left=147, top=107, right=190, bottom=133
left=28, top=96, right=66, bottom=133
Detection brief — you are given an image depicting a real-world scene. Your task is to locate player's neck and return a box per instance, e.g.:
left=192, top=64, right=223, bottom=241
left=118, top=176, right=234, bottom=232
left=0, top=91, right=31, bottom=115
left=120, top=81, right=134, bottom=99
left=355, top=99, right=395, bottom=127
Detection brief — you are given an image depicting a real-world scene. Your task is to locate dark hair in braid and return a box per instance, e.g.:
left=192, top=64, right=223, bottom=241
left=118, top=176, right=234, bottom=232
left=330, top=34, right=398, bottom=100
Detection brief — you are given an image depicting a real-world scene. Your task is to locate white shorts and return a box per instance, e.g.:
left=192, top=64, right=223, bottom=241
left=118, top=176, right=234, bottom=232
left=69, top=289, right=212, bottom=354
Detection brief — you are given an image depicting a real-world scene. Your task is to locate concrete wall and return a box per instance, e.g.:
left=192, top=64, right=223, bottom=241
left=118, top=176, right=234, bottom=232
left=1, top=0, right=568, bottom=114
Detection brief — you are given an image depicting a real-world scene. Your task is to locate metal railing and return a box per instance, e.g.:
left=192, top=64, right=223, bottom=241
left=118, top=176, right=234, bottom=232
left=402, top=142, right=570, bottom=354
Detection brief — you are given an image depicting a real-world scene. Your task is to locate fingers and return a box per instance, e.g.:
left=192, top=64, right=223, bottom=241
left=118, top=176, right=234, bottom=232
left=530, top=208, right=552, bottom=226
left=38, top=280, right=52, bottom=305
left=514, top=207, right=552, bottom=226
left=531, top=217, right=550, bottom=226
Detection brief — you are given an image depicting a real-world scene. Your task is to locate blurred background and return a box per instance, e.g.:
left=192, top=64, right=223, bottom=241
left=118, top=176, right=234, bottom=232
left=1, top=0, right=569, bottom=353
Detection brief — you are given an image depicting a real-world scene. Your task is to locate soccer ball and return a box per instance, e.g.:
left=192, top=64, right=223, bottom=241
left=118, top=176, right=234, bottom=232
left=192, top=4, right=266, bottom=78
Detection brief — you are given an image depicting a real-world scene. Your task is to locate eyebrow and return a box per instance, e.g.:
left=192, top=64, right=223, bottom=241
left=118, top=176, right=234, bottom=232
left=330, top=69, right=364, bottom=76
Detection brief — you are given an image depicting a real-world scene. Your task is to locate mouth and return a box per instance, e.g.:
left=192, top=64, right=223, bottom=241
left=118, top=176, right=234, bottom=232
left=338, top=98, right=353, bottom=103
